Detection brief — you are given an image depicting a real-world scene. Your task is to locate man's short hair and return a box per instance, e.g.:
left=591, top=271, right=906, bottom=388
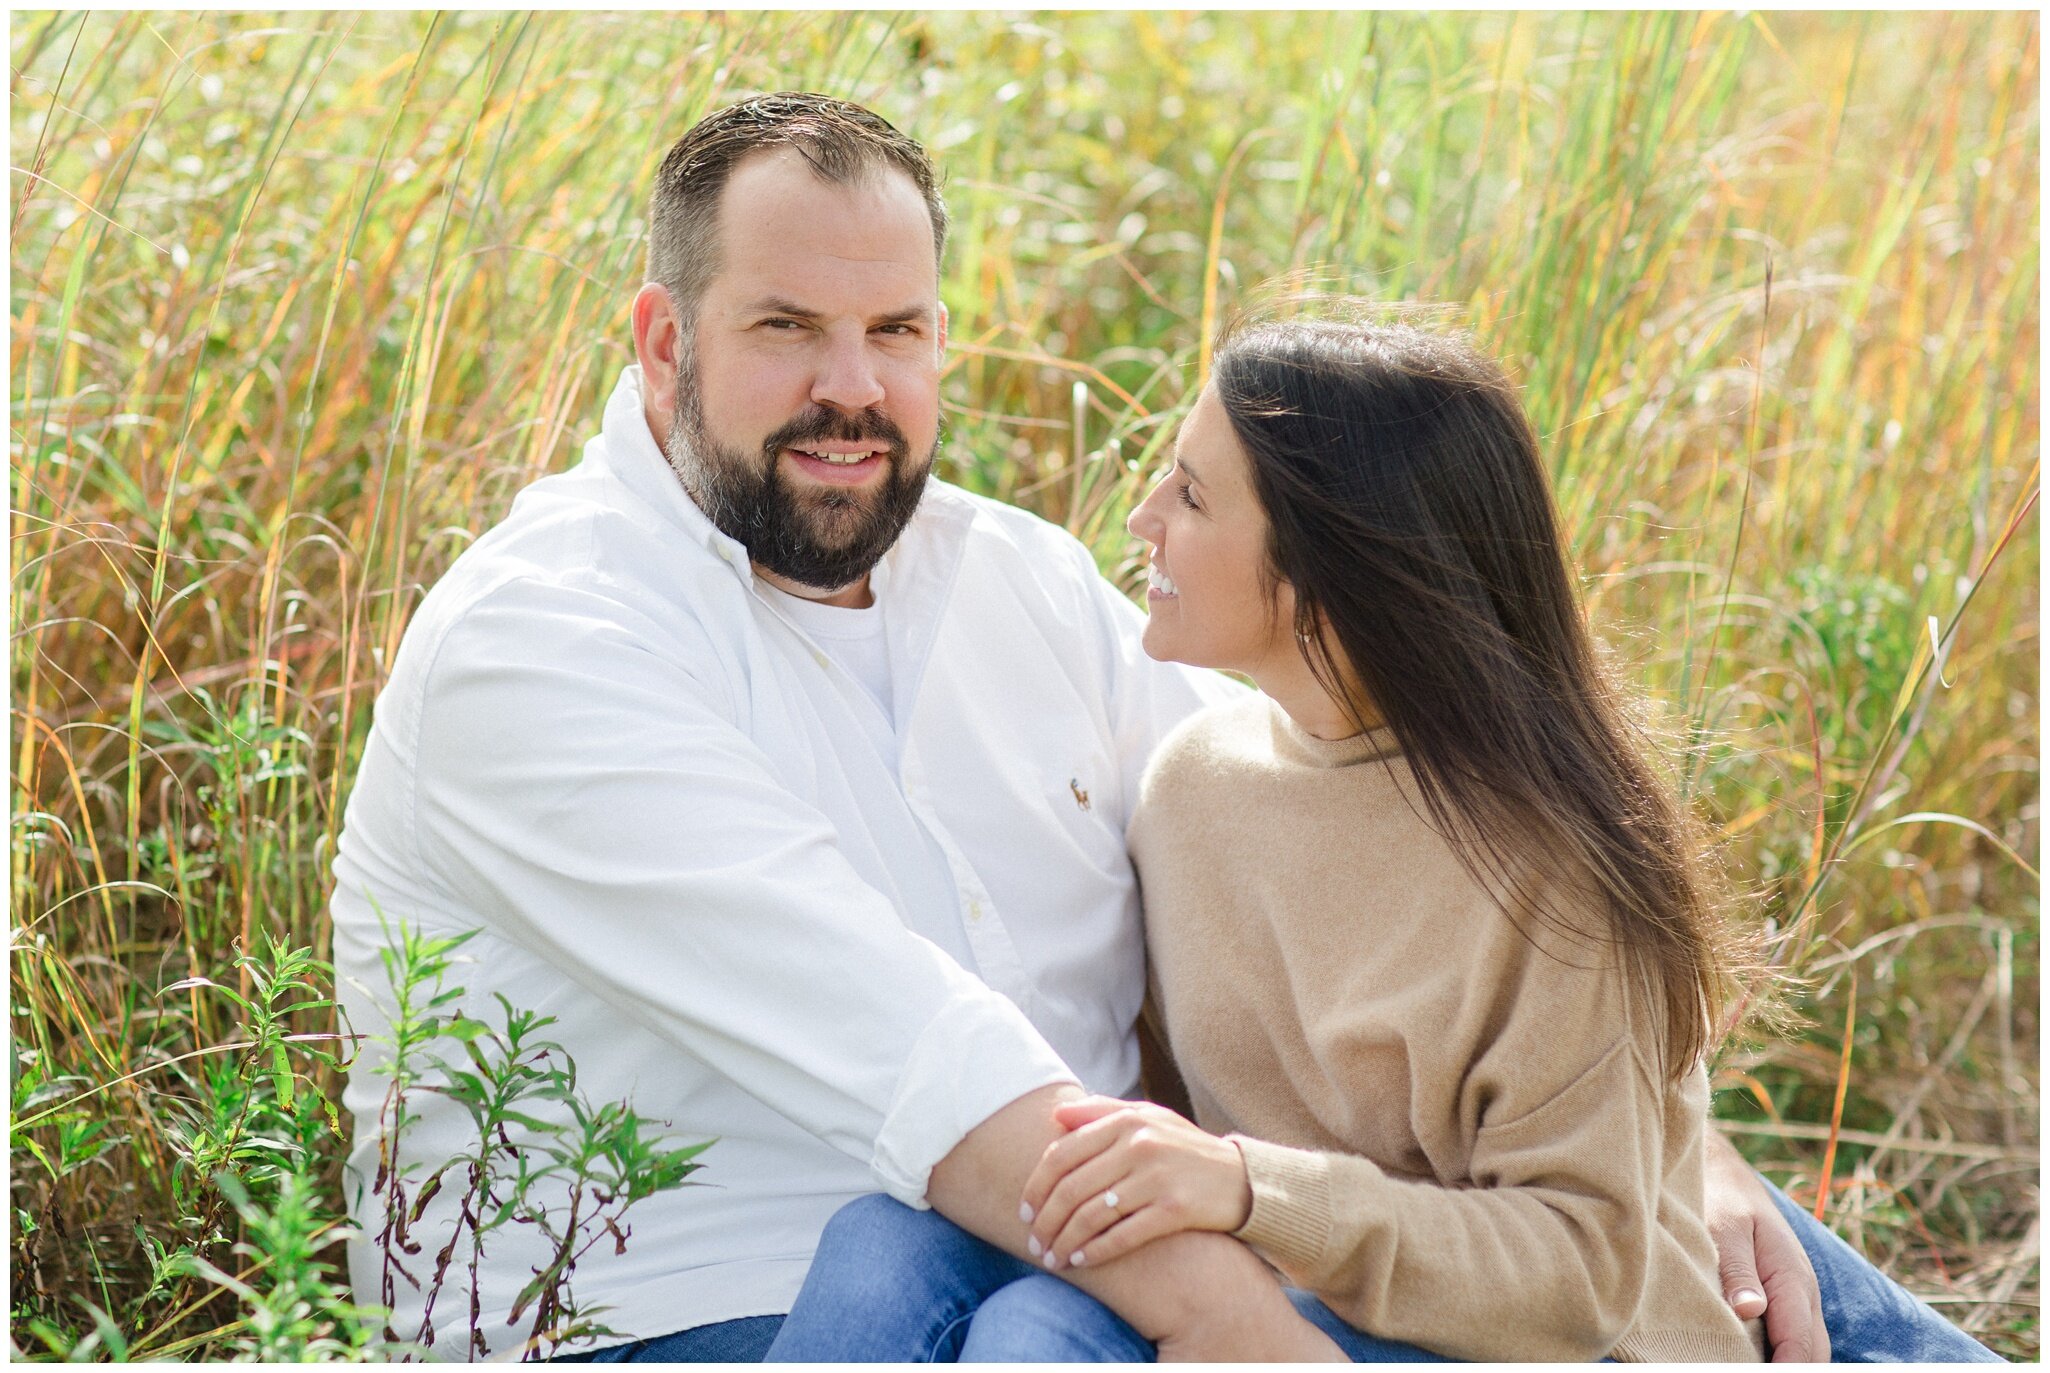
left=646, top=92, right=948, bottom=325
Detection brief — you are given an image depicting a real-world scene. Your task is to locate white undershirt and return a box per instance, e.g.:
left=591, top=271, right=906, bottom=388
left=759, top=582, right=897, bottom=741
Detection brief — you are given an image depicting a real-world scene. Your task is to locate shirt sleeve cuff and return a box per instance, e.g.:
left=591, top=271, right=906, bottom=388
left=1229, top=1133, right=1339, bottom=1273
left=869, top=987, right=1080, bottom=1208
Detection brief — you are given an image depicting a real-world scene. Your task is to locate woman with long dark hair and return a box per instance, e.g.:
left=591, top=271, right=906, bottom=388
left=769, top=316, right=1768, bottom=1361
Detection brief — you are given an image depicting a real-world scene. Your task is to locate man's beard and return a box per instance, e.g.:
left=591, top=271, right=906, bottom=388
left=663, top=369, right=936, bottom=593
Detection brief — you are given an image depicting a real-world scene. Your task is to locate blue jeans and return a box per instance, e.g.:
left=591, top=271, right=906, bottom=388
left=554, top=1314, right=786, bottom=1362
left=1763, top=1179, right=2002, bottom=1362
left=764, top=1187, right=2001, bottom=1362
left=762, top=1194, right=1461, bottom=1361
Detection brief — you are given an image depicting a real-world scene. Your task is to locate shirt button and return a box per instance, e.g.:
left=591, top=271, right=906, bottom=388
left=967, top=900, right=984, bottom=923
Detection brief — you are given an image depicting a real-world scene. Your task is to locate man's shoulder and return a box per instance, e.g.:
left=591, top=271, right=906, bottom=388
left=928, top=479, right=1100, bottom=569
left=918, top=479, right=1123, bottom=631
left=388, top=473, right=741, bottom=701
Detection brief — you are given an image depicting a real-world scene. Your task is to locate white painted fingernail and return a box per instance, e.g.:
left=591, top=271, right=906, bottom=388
left=1042, top=1250, right=1060, bottom=1271
left=1019, top=1202, right=1035, bottom=1224
left=1071, top=1249, right=1087, bottom=1267
left=1027, top=1236, right=1042, bottom=1258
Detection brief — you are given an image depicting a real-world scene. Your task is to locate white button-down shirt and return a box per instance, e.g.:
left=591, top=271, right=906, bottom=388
left=330, top=367, right=1236, bottom=1354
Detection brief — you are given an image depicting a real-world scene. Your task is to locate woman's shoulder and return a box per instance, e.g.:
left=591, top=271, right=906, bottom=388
left=1127, top=696, right=1287, bottom=853
left=1139, top=692, right=1281, bottom=792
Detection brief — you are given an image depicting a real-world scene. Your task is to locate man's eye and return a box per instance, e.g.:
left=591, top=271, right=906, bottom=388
left=876, top=323, right=915, bottom=336
left=762, top=318, right=804, bottom=330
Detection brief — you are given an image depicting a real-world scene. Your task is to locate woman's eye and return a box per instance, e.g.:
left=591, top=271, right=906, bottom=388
left=1176, top=481, right=1199, bottom=510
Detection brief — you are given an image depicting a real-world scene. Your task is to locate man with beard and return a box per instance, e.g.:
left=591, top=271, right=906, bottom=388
left=329, top=93, right=1330, bottom=1361
left=330, top=94, right=1991, bottom=1363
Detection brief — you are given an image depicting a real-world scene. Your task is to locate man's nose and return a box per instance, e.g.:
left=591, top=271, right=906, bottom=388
left=811, top=332, right=887, bottom=413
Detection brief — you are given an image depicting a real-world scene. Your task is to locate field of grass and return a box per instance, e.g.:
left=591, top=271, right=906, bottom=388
left=10, top=9, right=2038, bottom=1359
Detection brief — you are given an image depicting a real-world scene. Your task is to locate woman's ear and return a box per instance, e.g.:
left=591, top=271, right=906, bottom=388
left=1295, top=601, right=1383, bottom=729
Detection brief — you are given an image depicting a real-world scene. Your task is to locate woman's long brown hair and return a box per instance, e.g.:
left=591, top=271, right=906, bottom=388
left=1213, top=317, right=1752, bottom=1078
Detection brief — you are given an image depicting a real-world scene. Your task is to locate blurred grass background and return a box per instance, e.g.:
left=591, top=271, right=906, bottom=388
left=10, top=9, right=2038, bottom=1358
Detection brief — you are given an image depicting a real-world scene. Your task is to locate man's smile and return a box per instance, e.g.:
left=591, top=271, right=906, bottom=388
left=786, top=444, right=890, bottom=485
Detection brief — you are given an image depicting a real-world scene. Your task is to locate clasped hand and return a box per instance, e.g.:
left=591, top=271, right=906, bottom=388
left=1020, top=1095, right=1253, bottom=1271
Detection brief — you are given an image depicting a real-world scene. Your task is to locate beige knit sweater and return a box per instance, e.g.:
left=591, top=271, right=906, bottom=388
left=1127, top=695, right=1763, bottom=1363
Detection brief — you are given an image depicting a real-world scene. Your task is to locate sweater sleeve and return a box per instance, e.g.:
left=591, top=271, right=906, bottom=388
left=1231, top=1033, right=1664, bottom=1363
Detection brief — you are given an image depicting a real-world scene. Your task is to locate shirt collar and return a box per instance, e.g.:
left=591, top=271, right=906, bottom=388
left=597, top=365, right=756, bottom=585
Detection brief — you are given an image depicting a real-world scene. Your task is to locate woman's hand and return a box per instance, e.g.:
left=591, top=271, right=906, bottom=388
left=1019, top=1095, right=1253, bottom=1270
left=1700, top=1129, right=1829, bottom=1361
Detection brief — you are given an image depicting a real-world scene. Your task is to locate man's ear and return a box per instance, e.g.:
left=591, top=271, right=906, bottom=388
left=632, top=282, right=683, bottom=421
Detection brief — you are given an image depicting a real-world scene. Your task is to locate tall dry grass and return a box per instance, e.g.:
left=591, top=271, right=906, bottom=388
left=10, top=10, right=2038, bottom=1358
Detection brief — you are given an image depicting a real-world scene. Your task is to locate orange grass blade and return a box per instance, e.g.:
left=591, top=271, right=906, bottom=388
left=1814, top=969, right=1858, bottom=1221
left=1803, top=680, right=1828, bottom=905
left=1711, top=1069, right=1784, bottom=1122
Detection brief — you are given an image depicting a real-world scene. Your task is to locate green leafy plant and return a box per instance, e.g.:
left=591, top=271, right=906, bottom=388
left=160, top=1172, right=399, bottom=1362
left=366, top=915, right=713, bottom=1360
left=11, top=930, right=707, bottom=1361
left=158, top=938, right=343, bottom=1234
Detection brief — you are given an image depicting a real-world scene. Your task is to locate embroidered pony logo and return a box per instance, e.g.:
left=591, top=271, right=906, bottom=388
left=1069, top=778, right=1091, bottom=812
